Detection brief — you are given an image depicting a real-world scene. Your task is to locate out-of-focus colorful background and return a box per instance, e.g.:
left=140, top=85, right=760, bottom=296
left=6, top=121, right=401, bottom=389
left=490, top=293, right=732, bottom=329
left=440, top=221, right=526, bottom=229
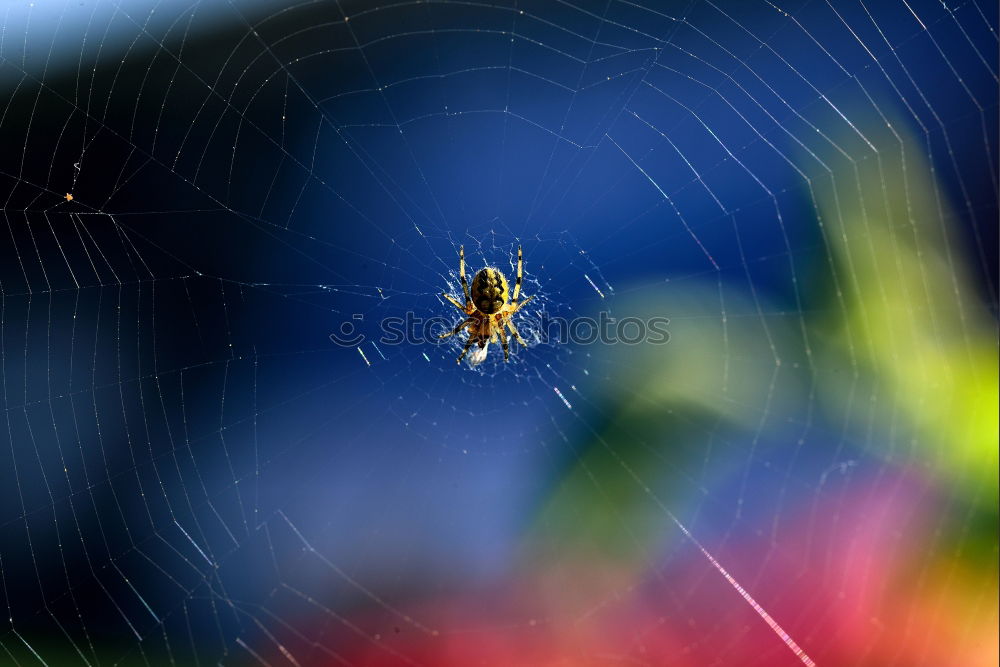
left=0, top=1, right=996, bottom=665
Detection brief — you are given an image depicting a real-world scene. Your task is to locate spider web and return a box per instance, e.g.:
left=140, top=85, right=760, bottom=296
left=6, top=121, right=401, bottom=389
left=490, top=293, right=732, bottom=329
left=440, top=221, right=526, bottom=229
left=0, top=0, right=997, bottom=665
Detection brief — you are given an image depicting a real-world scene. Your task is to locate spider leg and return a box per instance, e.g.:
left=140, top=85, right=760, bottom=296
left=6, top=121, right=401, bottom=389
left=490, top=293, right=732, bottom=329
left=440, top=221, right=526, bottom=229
left=459, top=245, right=471, bottom=306
left=506, top=319, right=526, bottom=346
left=439, top=317, right=474, bottom=339
left=512, top=246, right=523, bottom=302
left=457, top=334, right=476, bottom=364
left=512, top=294, right=535, bottom=312
left=443, top=293, right=466, bottom=312
left=498, top=322, right=510, bottom=361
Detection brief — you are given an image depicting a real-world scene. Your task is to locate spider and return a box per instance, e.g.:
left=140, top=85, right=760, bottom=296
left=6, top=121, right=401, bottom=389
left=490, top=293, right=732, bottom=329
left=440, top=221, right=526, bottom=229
left=440, top=245, right=535, bottom=364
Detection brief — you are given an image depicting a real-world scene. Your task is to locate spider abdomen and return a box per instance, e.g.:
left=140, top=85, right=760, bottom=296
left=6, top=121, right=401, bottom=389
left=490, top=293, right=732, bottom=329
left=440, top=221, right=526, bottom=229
left=471, top=267, right=508, bottom=314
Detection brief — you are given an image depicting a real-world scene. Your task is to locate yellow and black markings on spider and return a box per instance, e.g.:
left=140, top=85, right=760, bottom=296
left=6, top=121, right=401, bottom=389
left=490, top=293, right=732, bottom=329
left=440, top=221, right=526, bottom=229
left=440, top=245, right=535, bottom=364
